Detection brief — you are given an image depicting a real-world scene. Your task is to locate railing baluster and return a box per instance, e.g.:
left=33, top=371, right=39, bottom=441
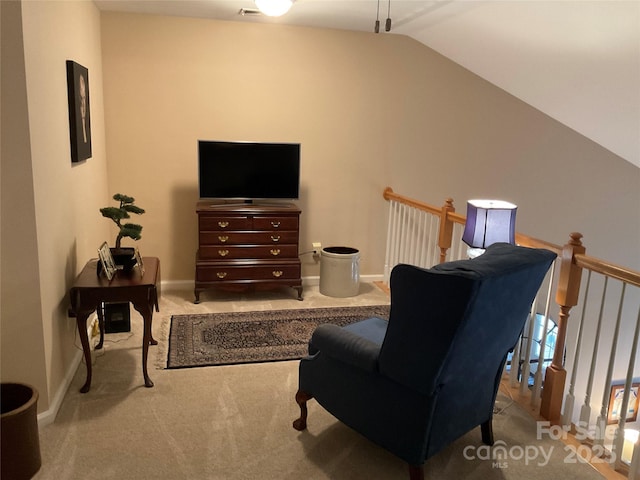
left=520, top=302, right=538, bottom=396
left=595, top=283, right=626, bottom=447
left=417, top=209, right=424, bottom=266
left=612, top=304, right=640, bottom=471
left=384, top=200, right=395, bottom=283
left=509, top=335, right=522, bottom=388
left=561, top=270, right=592, bottom=427
left=397, top=204, right=404, bottom=264
left=408, top=207, right=415, bottom=265
left=580, top=277, right=608, bottom=430
left=428, top=217, right=438, bottom=266
left=531, top=263, right=557, bottom=406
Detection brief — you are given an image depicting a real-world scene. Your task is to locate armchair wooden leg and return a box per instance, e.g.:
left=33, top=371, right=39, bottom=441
left=292, top=390, right=313, bottom=431
left=408, top=464, right=424, bottom=480
left=481, top=419, right=494, bottom=445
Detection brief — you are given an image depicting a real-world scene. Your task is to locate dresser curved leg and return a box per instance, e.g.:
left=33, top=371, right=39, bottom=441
left=132, top=302, right=155, bottom=388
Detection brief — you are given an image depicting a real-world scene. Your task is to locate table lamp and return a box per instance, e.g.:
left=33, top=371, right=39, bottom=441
left=462, top=199, right=517, bottom=258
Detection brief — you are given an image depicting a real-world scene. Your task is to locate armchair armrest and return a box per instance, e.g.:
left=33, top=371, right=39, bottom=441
left=309, top=324, right=381, bottom=373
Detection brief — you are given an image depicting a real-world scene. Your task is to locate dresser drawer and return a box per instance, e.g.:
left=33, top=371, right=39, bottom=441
left=199, top=216, right=251, bottom=231
left=200, top=231, right=299, bottom=246
left=199, top=245, right=298, bottom=260
left=253, top=216, right=299, bottom=231
left=196, top=262, right=301, bottom=282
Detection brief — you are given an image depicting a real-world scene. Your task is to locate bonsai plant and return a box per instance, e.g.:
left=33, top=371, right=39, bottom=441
left=100, top=193, right=145, bottom=269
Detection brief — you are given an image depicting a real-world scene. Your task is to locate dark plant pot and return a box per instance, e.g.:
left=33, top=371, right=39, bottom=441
left=1, top=383, right=41, bottom=480
left=111, top=247, right=136, bottom=273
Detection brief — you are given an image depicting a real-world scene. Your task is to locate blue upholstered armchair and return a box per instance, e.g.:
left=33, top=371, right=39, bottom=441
left=293, top=243, right=557, bottom=480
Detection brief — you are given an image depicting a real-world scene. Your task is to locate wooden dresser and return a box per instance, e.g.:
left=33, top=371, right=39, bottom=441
left=194, top=202, right=302, bottom=303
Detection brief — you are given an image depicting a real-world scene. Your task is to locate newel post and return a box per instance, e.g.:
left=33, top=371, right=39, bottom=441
left=540, top=232, right=585, bottom=423
left=438, top=198, right=455, bottom=264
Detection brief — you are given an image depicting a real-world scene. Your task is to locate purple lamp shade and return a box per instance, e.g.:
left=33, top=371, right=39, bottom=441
left=462, top=200, right=517, bottom=249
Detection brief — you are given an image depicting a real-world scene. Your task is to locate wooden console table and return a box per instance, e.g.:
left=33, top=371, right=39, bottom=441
left=69, top=257, right=160, bottom=393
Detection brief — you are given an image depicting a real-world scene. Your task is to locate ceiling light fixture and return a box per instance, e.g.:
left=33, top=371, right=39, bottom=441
left=385, top=0, right=392, bottom=32
left=374, top=0, right=392, bottom=34
left=254, top=0, right=293, bottom=17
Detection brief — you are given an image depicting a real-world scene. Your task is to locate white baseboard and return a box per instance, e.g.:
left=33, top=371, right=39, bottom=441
left=37, top=349, right=82, bottom=428
left=37, top=311, right=98, bottom=428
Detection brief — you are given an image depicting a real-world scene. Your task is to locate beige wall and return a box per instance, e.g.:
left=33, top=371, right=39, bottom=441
left=1, top=0, right=48, bottom=405
left=102, top=12, right=639, bottom=284
left=1, top=0, right=110, bottom=413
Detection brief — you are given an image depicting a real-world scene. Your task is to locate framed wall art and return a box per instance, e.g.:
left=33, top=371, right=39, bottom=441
left=66, top=60, right=92, bottom=163
left=608, top=381, right=640, bottom=424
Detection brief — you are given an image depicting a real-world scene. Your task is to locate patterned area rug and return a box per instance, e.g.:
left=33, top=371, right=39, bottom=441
left=167, top=305, right=390, bottom=368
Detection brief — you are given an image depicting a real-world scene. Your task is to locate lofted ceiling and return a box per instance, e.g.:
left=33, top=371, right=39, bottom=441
left=94, top=0, right=640, bottom=167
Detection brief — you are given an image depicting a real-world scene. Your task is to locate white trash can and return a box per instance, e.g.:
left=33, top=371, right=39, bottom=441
left=319, top=246, right=360, bottom=297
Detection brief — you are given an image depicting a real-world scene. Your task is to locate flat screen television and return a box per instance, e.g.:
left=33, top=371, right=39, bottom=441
left=198, top=140, right=300, bottom=202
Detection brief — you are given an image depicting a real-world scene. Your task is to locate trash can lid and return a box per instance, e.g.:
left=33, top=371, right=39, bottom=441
left=323, top=246, right=359, bottom=255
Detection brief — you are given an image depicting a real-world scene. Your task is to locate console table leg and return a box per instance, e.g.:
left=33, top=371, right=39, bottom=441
left=141, top=311, right=154, bottom=388
left=76, top=314, right=93, bottom=393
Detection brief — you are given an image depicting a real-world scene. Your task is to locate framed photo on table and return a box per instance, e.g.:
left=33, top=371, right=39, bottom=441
left=66, top=60, right=92, bottom=163
left=134, top=247, right=145, bottom=276
left=98, top=242, right=116, bottom=281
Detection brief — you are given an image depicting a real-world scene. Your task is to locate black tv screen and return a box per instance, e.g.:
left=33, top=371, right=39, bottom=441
left=198, top=140, right=300, bottom=201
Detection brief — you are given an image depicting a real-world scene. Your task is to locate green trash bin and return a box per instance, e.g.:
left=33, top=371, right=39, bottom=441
left=1, top=383, right=42, bottom=480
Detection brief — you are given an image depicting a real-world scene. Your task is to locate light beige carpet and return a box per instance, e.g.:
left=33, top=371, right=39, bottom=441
left=34, top=285, right=604, bottom=480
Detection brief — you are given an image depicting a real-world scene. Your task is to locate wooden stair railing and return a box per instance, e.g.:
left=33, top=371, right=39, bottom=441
left=381, top=187, right=640, bottom=446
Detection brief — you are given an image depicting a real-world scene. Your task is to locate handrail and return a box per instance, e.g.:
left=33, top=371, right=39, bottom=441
left=515, top=233, right=562, bottom=254
left=384, top=186, right=562, bottom=255
left=383, top=187, right=441, bottom=216
left=575, top=253, right=640, bottom=287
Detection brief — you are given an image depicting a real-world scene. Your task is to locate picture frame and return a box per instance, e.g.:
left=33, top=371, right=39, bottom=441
left=98, top=242, right=116, bottom=281
left=134, top=247, right=145, bottom=276
left=66, top=60, right=92, bottom=163
left=607, top=382, right=640, bottom=424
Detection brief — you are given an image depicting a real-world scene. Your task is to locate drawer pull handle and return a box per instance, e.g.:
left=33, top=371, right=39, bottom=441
left=218, top=235, right=229, bottom=243
left=272, top=271, right=283, bottom=278
left=270, top=249, right=281, bottom=256
left=218, top=221, right=229, bottom=228
left=216, top=272, right=227, bottom=279
left=271, top=221, right=281, bottom=228
left=271, top=235, right=281, bottom=242
left=218, top=249, right=229, bottom=257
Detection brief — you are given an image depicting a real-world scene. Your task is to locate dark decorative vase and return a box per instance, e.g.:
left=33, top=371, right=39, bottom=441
left=1, top=383, right=41, bottom=480
left=111, top=247, right=137, bottom=273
